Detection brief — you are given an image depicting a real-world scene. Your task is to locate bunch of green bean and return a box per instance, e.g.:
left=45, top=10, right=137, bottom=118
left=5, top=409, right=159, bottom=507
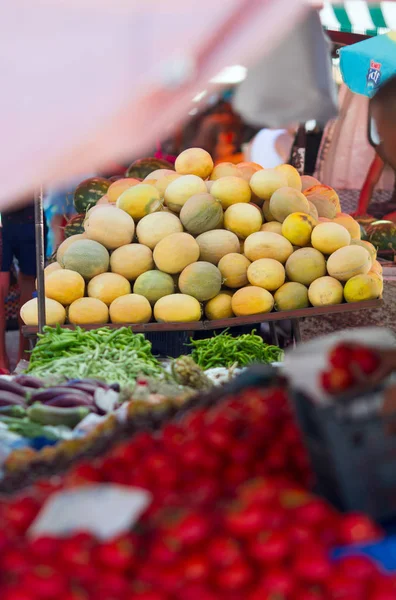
left=27, top=326, right=164, bottom=384
left=190, top=329, right=284, bottom=369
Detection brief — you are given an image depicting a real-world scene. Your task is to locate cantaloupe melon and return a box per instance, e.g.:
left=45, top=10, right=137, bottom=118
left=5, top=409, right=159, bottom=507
left=281, top=212, right=316, bottom=247
left=308, top=276, right=344, bottom=307
left=117, top=184, right=162, bottom=221
left=211, top=176, right=251, bottom=210
left=175, top=148, right=214, bottom=179
left=275, top=164, right=302, bottom=191
left=247, top=258, right=285, bottom=291
left=344, top=273, right=383, bottom=302
left=285, top=248, right=326, bottom=285
left=62, top=239, right=110, bottom=280
left=20, top=297, right=66, bottom=326
left=237, top=162, right=262, bottom=182
left=133, top=270, right=175, bottom=305
left=210, top=162, right=243, bottom=180
left=178, top=262, right=222, bottom=301
left=45, top=269, right=85, bottom=305
left=154, top=294, right=202, bottom=323
left=250, top=169, right=287, bottom=201
left=179, top=193, right=223, bottom=235
left=333, top=214, right=361, bottom=240
left=88, top=273, right=131, bottom=305
left=244, top=232, right=293, bottom=264
left=327, top=246, right=371, bottom=282
left=136, top=212, right=183, bottom=249
left=68, top=298, right=109, bottom=325
left=270, top=187, right=310, bottom=223
left=262, top=200, right=276, bottom=222
left=143, top=169, right=176, bottom=181
left=311, top=222, right=351, bottom=254
left=308, top=200, right=319, bottom=221
left=218, top=253, right=250, bottom=288
left=84, top=206, right=135, bottom=250
left=56, top=234, right=87, bottom=267
left=274, top=282, right=309, bottom=311
left=370, top=260, right=383, bottom=275
left=301, top=175, right=320, bottom=192
left=153, top=232, right=200, bottom=273
left=231, top=286, right=274, bottom=316
left=260, top=222, right=283, bottom=235
left=196, top=230, right=240, bottom=265
left=107, top=178, right=140, bottom=203
left=224, top=203, right=263, bottom=239
left=110, top=244, right=154, bottom=280
left=164, top=175, right=206, bottom=213
left=304, top=184, right=341, bottom=213
left=351, top=239, right=377, bottom=262
left=109, top=294, right=152, bottom=324
left=154, top=173, right=181, bottom=197
left=44, top=262, right=62, bottom=277
left=205, top=291, right=234, bottom=320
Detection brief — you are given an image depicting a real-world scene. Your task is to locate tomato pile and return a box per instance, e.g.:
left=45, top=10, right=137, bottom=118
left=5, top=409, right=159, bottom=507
left=0, top=385, right=393, bottom=599
left=320, top=343, right=380, bottom=395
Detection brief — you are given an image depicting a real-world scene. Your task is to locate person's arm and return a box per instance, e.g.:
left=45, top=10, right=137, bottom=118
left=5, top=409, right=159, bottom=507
left=354, top=153, right=385, bottom=216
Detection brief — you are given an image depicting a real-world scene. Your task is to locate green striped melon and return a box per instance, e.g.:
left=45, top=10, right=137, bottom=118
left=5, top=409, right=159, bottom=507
left=73, top=177, right=110, bottom=213
left=64, top=213, right=85, bottom=237
left=126, top=158, right=174, bottom=179
left=366, top=220, right=396, bottom=253
left=62, top=239, right=110, bottom=280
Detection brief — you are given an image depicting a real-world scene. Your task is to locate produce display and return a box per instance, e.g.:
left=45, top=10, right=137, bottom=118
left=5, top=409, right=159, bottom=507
left=21, top=149, right=384, bottom=328
left=0, top=381, right=394, bottom=598
left=320, top=342, right=381, bottom=395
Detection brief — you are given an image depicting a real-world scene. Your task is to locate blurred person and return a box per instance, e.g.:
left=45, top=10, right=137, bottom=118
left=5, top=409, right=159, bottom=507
left=193, top=100, right=243, bottom=162
left=247, top=125, right=297, bottom=168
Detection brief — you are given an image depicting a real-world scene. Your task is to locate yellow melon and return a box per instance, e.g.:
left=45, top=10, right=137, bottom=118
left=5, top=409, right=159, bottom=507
left=110, top=244, right=154, bottom=280
left=237, top=162, right=263, bottom=182
left=370, top=260, right=383, bottom=275
left=275, top=164, right=302, bottom=191
left=196, top=230, right=240, bottom=265
left=327, top=246, right=371, bottom=282
left=351, top=239, right=377, bottom=262
left=45, top=269, right=85, bottom=305
left=164, top=175, right=206, bottom=213
left=311, top=222, right=351, bottom=254
left=154, top=294, right=202, bottom=323
left=247, top=258, right=285, bottom=291
left=274, top=282, right=309, bottom=311
left=143, top=169, right=176, bottom=181
left=270, top=187, right=310, bottom=223
left=250, top=169, right=287, bottom=201
left=218, top=253, right=251, bottom=288
left=344, top=273, right=383, bottom=303
left=333, top=214, right=361, bottom=240
left=262, top=199, right=276, bottom=222
left=244, top=232, right=293, bottom=264
left=211, top=176, right=251, bottom=210
left=224, top=203, right=263, bottom=239
left=44, top=262, right=62, bottom=277
left=136, top=212, right=183, bottom=249
left=109, top=294, right=152, bottom=324
left=88, top=273, right=131, bottom=305
left=285, top=248, right=327, bottom=286
left=304, top=184, right=341, bottom=213
left=308, top=200, right=319, bottom=221
left=180, top=193, right=223, bottom=235
left=107, top=178, right=140, bottom=203
left=56, top=234, right=87, bottom=267
left=20, top=298, right=66, bottom=326
left=154, top=173, right=181, bottom=197
left=84, top=206, right=135, bottom=250
left=175, top=148, right=214, bottom=179
left=308, top=276, right=344, bottom=307
left=133, top=270, right=175, bottom=305
left=231, top=286, right=274, bottom=316
left=281, top=212, right=317, bottom=247
left=205, top=291, right=234, bottom=320
left=178, top=262, right=222, bottom=301
left=68, top=298, right=109, bottom=325
left=260, top=222, right=283, bottom=235
left=210, top=162, right=243, bottom=180
left=301, top=175, right=320, bottom=192
left=153, top=232, right=200, bottom=273
left=117, top=184, right=162, bottom=221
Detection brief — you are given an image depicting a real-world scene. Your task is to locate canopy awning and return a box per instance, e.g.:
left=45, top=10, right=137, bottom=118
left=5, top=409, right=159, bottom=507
left=320, top=1, right=396, bottom=36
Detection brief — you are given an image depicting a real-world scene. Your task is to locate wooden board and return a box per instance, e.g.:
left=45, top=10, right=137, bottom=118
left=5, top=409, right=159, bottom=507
left=23, top=299, right=383, bottom=336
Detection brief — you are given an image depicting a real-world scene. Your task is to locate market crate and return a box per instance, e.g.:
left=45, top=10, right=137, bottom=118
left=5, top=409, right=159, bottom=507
left=293, top=390, right=396, bottom=521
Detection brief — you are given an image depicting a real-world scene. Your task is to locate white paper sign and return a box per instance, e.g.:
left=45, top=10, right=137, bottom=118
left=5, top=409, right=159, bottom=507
left=28, top=484, right=151, bottom=540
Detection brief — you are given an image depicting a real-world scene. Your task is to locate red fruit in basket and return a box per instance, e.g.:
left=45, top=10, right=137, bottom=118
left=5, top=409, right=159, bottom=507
left=215, top=560, right=253, bottom=591
left=287, top=523, right=316, bottom=545
left=149, top=536, right=180, bottom=565
left=95, top=536, right=136, bottom=571
left=326, top=572, right=366, bottom=599
left=248, top=531, right=289, bottom=564
left=181, top=553, right=210, bottom=582
left=4, top=496, right=40, bottom=533
left=320, top=367, right=355, bottom=394
left=60, top=537, right=92, bottom=568
left=161, top=510, right=210, bottom=548
left=29, top=536, right=59, bottom=562
left=369, top=592, right=396, bottom=600
left=239, top=477, right=279, bottom=505
left=128, top=590, right=168, bottom=600
left=295, top=588, right=326, bottom=600
left=208, top=536, right=242, bottom=568
left=2, top=548, right=30, bottom=576
left=352, top=347, right=380, bottom=375
left=294, top=498, right=334, bottom=527
left=250, top=570, right=296, bottom=599
left=338, top=513, right=383, bottom=544
left=23, top=566, right=68, bottom=599
left=2, top=589, right=36, bottom=600
left=329, top=344, right=353, bottom=368
left=224, top=502, right=265, bottom=537
left=337, top=555, right=378, bottom=580
left=292, top=546, right=332, bottom=583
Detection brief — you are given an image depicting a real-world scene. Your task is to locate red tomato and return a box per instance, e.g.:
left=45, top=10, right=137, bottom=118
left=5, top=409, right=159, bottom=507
left=248, top=531, right=289, bottom=565
left=329, top=344, right=353, bottom=369
left=207, top=536, right=242, bottom=568
left=224, top=503, right=265, bottom=537
left=293, top=548, right=332, bottom=583
left=336, top=555, right=378, bottom=581
left=352, top=347, right=380, bottom=375
left=180, top=553, right=210, bottom=583
left=94, top=536, right=136, bottom=571
left=215, top=560, right=253, bottom=591
left=338, top=513, right=383, bottom=545
left=326, top=572, right=366, bottom=599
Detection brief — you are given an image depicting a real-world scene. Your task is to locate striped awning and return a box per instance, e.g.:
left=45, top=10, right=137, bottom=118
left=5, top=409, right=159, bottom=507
left=320, top=1, right=396, bottom=36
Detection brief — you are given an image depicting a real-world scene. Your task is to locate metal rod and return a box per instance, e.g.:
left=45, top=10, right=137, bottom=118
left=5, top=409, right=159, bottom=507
left=34, top=186, right=46, bottom=333
left=291, top=319, right=302, bottom=346
left=269, top=322, right=279, bottom=346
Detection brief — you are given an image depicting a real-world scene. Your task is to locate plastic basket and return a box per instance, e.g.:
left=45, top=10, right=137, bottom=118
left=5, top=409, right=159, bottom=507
left=292, top=391, right=396, bottom=521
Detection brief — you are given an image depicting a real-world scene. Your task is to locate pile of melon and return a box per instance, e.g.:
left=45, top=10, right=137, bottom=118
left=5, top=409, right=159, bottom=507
left=20, top=149, right=384, bottom=327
